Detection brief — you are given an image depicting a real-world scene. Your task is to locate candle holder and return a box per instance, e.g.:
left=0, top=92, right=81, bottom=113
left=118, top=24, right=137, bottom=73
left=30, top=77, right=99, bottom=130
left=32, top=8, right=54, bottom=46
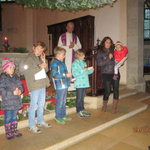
left=96, top=38, right=100, bottom=46
left=3, top=44, right=10, bottom=52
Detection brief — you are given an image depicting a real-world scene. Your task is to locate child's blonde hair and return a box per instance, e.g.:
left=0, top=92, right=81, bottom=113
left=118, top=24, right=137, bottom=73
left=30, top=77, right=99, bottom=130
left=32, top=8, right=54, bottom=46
left=75, top=49, right=85, bottom=60
left=54, top=46, right=66, bottom=57
left=51, top=46, right=66, bottom=62
left=33, top=41, right=47, bottom=51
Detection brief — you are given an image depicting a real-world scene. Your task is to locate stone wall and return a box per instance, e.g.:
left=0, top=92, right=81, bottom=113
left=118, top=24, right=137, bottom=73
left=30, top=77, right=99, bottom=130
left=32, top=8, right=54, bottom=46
left=127, top=0, right=145, bottom=92
left=0, top=53, right=28, bottom=74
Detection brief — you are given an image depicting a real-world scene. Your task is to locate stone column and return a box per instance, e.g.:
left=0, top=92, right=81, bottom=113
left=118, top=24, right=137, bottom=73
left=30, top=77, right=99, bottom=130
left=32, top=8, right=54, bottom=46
left=127, top=0, right=145, bottom=92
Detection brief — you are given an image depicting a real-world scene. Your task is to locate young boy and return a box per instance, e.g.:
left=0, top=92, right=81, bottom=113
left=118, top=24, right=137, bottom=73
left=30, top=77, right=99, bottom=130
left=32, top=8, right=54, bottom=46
left=113, top=41, right=128, bottom=80
left=24, top=41, right=51, bottom=133
left=50, top=46, right=72, bottom=124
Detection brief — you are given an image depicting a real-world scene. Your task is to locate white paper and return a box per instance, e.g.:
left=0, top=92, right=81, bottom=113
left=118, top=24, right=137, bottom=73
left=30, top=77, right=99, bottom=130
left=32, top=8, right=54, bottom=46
left=87, top=66, right=93, bottom=70
left=34, top=69, right=46, bottom=80
left=71, top=78, right=76, bottom=82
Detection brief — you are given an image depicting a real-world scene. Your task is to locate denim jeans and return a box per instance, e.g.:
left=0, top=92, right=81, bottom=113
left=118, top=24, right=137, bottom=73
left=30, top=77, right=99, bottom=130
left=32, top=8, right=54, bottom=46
left=55, top=88, right=68, bottom=119
left=4, top=110, right=18, bottom=124
left=29, top=88, right=46, bottom=128
left=76, top=88, right=86, bottom=113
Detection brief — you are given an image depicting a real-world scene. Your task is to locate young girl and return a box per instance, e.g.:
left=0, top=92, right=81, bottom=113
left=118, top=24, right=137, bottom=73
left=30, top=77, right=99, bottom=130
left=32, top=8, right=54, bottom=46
left=72, top=49, right=94, bottom=118
left=0, top=57, right=24, bottom=140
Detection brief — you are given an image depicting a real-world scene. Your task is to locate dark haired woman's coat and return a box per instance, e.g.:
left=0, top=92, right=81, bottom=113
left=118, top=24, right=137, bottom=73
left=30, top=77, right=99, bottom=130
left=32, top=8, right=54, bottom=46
left=96, top=47, right=115, bottom=74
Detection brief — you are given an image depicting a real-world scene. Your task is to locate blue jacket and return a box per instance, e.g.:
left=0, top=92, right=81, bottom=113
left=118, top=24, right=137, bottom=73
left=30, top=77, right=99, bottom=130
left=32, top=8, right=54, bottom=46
left=0, top=73, right=24, bottom=111
left=50, top=58, right=70, bottom=90
left=72, top=59, right=93, bottom=88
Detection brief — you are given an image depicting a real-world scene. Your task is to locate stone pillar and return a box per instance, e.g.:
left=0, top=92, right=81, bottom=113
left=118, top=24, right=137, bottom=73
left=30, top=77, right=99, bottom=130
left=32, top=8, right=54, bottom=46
left=127, top=0, right=145, bottom=92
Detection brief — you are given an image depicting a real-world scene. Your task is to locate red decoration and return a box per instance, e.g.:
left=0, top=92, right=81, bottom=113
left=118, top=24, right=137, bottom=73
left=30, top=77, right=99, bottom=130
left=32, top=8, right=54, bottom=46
left=21, top=80, right=29, bottom=95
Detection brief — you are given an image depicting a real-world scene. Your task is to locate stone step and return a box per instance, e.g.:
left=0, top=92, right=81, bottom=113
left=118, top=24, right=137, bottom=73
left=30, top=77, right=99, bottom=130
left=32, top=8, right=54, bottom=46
left=119, top=88, right=138, bottom=99
left=0, top=103, right=90, bottom=135
left=0, top=90, right=148, bottom=150
left=135, top=92, right=150, bottom=101
left=0, top=92, right=149, bottom=150
left=84, top=88, right=138, bottom=109
left=42, top=93, right=148, bottom=150
left=119, top=84, right=127, bottom=91
left=0, top=88, right=144, bottom=135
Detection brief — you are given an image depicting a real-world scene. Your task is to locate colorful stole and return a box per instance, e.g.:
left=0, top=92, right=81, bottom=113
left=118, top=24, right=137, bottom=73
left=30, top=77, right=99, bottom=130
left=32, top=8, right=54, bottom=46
left=61, top=33, right=77, bottom=63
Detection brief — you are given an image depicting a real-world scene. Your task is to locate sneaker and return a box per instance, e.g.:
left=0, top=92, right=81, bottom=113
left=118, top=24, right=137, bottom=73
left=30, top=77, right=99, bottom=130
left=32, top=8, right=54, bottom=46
left=77, top=111, right=85, bottom=118
left=113, top=74, right=118, bottom=80
left=82, top=110, right=91, bottom=117
left=29, top=126, right=41, bottom=134
left=63, top=116, right=72, bottom=121
left=55, top=118, right=65, bottom=124
left=38, top=121, right=51, bottom=128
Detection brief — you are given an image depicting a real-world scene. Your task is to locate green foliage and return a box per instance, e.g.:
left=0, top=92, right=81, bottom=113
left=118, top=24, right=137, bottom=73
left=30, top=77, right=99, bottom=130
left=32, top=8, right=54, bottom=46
left=66, top=98, right=76, bottom=107
left=67, top=91, right=76, bottom=97
left=15, top=0, right=116, bottom=11
left=8, top=47, right=28, bottom=53
left=46, top=94, right=52, bottom=100
left=22, top=95, right=31, bottom=103
left=46, top=102, right=55, bottom=110
left=0, top=120, right=4, bottom=126
left=20, top=75, right=25, bottom=80
left=66, top=91, right=76, bottom=107
left=18, top=113, right=23, bottom=120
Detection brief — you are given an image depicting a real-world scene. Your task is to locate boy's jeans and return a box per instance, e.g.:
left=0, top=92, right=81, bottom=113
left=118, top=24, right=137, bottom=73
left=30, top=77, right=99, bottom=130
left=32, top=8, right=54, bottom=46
left=76, top=88, right=86, bottom=113
left=29, top=88, right=46, bottom=128
left=4, top=110, right=18, bottom=124
left=55, top=88, right=68, bottom=119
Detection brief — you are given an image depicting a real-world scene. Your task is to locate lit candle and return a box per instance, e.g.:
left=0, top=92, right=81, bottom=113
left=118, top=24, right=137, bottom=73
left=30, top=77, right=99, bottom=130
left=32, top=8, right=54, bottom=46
left=4, top=37, right=8, bottom=45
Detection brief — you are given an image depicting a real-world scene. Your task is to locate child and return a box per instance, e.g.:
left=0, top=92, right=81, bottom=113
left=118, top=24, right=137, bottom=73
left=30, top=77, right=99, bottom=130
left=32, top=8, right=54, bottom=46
left=113, top=41, right=128, bottom=80
left=72, top=49, right=94, bottom=118
left=50, top=46, right=72, bottom=124
left=0, top=57, right=24, bottom=140
left=24, top=41, right=51, bottom=133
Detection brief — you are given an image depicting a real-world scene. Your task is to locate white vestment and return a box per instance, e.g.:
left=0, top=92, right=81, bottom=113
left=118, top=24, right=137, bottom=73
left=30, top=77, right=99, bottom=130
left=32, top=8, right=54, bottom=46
left=58, top=32, right=81, bottom=91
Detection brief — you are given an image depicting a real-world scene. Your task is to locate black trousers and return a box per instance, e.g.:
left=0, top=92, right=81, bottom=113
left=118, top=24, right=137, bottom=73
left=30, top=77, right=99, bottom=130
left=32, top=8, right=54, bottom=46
left=103, top=73, right=120, bottom=101
left=76, top=88, right=86, bottom=113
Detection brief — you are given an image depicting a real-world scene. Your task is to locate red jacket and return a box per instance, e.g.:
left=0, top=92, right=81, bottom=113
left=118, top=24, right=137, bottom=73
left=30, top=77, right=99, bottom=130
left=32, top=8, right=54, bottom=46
left=114, top=46, right=128, bottom=62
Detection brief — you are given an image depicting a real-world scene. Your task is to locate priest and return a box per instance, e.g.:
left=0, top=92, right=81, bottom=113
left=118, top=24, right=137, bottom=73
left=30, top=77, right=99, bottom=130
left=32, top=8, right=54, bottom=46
left=58, top=22, right=82, bottom=91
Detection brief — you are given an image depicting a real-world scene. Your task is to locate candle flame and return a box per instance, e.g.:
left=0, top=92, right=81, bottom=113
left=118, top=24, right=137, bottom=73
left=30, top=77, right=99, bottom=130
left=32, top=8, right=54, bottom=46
left=4, top=37, right=7, bottom=40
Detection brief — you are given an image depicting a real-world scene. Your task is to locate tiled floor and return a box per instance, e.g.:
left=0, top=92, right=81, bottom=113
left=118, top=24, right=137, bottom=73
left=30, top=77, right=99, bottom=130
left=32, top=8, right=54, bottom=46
left=66, top=99, right=150, bottom=150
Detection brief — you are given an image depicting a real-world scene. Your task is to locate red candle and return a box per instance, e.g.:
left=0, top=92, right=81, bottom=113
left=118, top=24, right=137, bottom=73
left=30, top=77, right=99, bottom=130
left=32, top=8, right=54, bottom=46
left=4, top=37, right=8, bottom=45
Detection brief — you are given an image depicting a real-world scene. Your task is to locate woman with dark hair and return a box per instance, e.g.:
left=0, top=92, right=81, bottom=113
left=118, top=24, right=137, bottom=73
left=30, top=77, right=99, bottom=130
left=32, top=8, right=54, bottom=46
left=96, top=36, right=120, bottom=114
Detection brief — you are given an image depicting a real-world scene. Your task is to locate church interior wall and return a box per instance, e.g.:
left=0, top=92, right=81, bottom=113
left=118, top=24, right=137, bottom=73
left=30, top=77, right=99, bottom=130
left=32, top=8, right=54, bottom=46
left=0, top=0, right=127, bottom=84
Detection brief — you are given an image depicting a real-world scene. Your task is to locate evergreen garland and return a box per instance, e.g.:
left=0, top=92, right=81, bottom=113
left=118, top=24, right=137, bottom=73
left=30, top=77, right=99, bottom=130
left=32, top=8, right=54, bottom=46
left=15, top=0, right=116, bottom=11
